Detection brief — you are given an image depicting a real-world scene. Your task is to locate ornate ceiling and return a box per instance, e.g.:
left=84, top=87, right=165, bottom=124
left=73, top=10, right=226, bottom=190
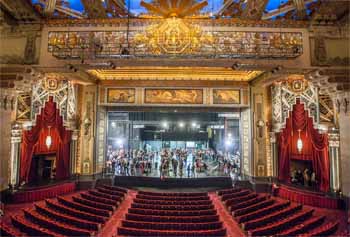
left=0, top=0, right=345, bottom=23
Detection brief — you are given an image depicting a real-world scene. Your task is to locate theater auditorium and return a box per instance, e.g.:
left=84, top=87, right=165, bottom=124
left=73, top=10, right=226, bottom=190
left=0, top=0, right=349, bottom=236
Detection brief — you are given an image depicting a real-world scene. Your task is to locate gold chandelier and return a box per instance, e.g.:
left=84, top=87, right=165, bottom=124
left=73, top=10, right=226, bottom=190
left=135, top=0, right=212, bottom=55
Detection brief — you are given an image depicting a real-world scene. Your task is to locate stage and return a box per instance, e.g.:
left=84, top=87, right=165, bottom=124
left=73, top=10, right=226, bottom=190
left=113, top=176, right=233, bottom=189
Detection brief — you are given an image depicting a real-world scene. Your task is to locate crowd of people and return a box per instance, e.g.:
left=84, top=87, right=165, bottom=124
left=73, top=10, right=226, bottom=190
left=105, top=146, right=241, bottom=179
left=290, top=168, right=317, bottom=187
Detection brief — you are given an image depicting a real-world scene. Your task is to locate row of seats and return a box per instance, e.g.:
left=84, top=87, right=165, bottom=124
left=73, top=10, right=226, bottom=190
left=133, top=198, right=212, bottom=206
left=136, top=194, right=210, bottom=201
left=138, top=191, right=208, bottom=197
left=217, top=187, right=339, bottom=237
left=118, top=190, right=226, bottom=237
left=131, top=202, right=214, bottom=211
left=7, top=185, right=127, bottom=237
left=125, top=213, right=220, bottom=223
left=118, top=226, right=227, bottom=237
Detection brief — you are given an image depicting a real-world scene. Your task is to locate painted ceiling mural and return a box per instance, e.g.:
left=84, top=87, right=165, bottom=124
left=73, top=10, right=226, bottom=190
left=31, top=0, right=321, bottom=20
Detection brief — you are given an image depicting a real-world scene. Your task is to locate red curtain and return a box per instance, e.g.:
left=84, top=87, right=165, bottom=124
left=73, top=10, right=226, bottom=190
left=20, top=97, right=72, bottom=183
left=278, top=99, right=330, bottom=192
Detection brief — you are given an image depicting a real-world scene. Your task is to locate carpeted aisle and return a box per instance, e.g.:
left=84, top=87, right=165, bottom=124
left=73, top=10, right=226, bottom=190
left=209, top=192, right=246, bottom=237
left=98, top=190, right=137, bottom=237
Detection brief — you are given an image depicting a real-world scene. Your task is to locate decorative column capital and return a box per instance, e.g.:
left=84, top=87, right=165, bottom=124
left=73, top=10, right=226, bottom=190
left=71, top=130, right=79, bottom=141
left=328, top=128, right=340, bottom=148
left=269, top=132, right=277, bottom=143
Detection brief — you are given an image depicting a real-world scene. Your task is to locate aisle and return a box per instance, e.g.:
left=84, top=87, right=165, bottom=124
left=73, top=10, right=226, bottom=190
left=97, top=190, right=137, bottom=237
left=209, top=192, right=246, bottom=237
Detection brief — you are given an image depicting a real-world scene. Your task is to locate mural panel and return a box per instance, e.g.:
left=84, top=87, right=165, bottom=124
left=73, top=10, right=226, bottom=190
left=145, top=89, right=203, bottom=104
left=213, top=89, right=240, bottom=104
left=107, top=88, right=135, bottom=103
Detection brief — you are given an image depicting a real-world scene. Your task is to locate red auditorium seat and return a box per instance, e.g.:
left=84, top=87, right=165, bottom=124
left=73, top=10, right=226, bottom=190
left=45, top=199, right=107, bottom=223
left=57, top=196, right=111, bottom=217
left=221, top=189, right=251, bottom=201
left=299, top=222, right=339, bottom=237
left=80, top=192, right=119, bottom=206
left=118, top=226, right=227, bottom=237
left=11, top=214, right=63, bottom=237
left=217, top=187, right=339, bottom=237
left=0, top=221, right=24, bottom=237
left=96, top=187, right=125, bottom=197
left=121, top=219, right=223, bottom=231
left=136, top=194, right=210, bottom=201
left=248, top=209, right=314, bottom=236
left=23, top=208, right=92, bottom=236
left=125, top=213, right=220, bottom=223
left=138, top=191, right=208, bottom=197
left=133, top=198, right=212, bottom=206
left=131, top=202, right=214, bottom=211
left=34, top=203, right=101, bottom=231
left=242, top=204, right=302, bottom=230
left=118, top=190, right=226, bottom=237
left=100, top=185, right=127, bottom=194
left=72, top=196, right=115, bottom=211
left=232, top=198, right=275, bottom=217
left=225, top=192, right=258, bottom=206
left=236, top=200, right=290, bottom=223
left=217, top=187, right=242, bottom=196
left=88, top=189, right=123, bottom=202
left=229, top=194, right=270, bottom=211
left=277, top=215, right=325, bottom=236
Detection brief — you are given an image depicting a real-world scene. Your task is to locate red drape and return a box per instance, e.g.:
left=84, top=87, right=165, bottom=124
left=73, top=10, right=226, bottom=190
left=20, top=97, right=72, bottom=183
left=278, top=99, right=330, bottom=192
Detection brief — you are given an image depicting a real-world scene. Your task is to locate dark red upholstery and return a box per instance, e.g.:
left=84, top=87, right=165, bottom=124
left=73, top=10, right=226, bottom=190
left=23, top=208, right=92, bottom=236
left=125, top=213, right=220, bottom=223
left=72, top=196, right=115, bottom=211
left=34, top=203, right=101, bottom=231
left=118, top=191, right=226, bottom=237
left=217, top=187, right=338, bottom=237
left=118, top=226, right=226, bottom=237
left=80, top=192, right=118, bottom=206
left=45, top=199, right=106, bottom=223
left=12, top=182, right=75, bottom=203
left=217, top=187, right=242, bottom=196
left=57, top=196, right=111, bottom=217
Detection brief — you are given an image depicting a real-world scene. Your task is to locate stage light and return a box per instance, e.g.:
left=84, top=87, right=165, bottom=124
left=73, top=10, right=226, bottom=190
left=116, top=138, right=123, bottom=148
left=111, top=122, right=116, bottom=128
left=225, top=139, right=232, bottom=147
left=179, top=122, right=185, bottom=128
left=297, top=129, right=303, bottom=153
left=228, top=133, right=232, bottom=138
left=191, top=122, right=197, bottom=128
left=162, top=121, right=168, bottom=128
left=46, top=126, right=52, bottom=149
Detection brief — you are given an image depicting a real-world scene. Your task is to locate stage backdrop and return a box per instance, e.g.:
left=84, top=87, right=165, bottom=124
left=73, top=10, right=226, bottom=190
left=278, top=99, right=330, bottom=192
left=20, top=97, right=72, bottom=183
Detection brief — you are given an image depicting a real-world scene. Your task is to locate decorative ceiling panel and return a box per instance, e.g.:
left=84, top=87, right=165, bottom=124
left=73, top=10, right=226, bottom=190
left=88, top=67, right=263, bottom=81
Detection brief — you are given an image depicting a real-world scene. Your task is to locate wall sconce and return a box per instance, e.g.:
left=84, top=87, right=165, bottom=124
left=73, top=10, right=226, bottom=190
left=46, top=126, right=52, bottom=149
left=83, top=117, right=92, bottom=136
left=297, top=129, right=303, bottom=153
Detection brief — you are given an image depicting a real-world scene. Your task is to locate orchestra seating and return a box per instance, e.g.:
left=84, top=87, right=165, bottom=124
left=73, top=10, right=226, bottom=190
left=5, top=185, right=127, bottom=236
left=217, top=187, right=339, bottom=237
left=118, top=190, right=226, bottom=237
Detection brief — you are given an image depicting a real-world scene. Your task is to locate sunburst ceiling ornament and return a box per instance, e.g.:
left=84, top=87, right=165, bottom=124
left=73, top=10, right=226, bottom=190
left=140, top=0, right=208, bottom=18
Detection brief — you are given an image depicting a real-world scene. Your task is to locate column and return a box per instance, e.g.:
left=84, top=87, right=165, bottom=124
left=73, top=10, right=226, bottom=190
left=270, top=132, right=278, bottom=179
left=70, top=130, right=79, bottom=176
left=9, top=123, right=22, bottom=187
left=328, top=129, right=341, bottom=192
